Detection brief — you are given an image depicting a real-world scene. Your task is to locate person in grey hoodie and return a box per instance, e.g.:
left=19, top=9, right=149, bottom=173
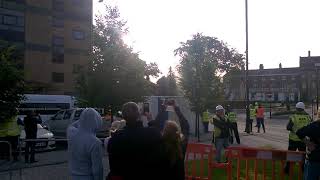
left=67, top=108, right=104, bottom=180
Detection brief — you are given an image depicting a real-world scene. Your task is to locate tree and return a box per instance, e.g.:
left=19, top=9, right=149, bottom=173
left=0, top=44, right=26, bottom=121
left=156, top=67, right=178, bottom=96
left=175, top=33, right=245, bottom=139
left=156, top=76, right=169, bottom=96
left=77, top=5, right=157, bottom=111
left=167, top=66, right=178, bottom=96
left=145, top=62, right=160, bottom=81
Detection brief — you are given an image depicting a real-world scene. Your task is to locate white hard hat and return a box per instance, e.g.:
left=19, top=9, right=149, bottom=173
left=216, top=105, right=224, bottom=111
left=295, top=102, right=305, bottom=110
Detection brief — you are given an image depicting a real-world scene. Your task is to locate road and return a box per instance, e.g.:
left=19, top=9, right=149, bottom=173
left=191, top=113, right=290, bottom=150
left=0, top=114, right=291, bottom=180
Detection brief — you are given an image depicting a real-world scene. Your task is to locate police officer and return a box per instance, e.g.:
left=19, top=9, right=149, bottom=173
left=0, top=108, right=21, bottom=161
left=284, top=102, right=311, bottom=174
left=226, top=105, right=240, bottom=144
left=210, top=105, right=230, bottom=163
left=202, top=110, right=210, bottom=133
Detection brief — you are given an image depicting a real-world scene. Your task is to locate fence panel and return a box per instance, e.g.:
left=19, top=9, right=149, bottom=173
left=185, top=143, right=305, bottom=180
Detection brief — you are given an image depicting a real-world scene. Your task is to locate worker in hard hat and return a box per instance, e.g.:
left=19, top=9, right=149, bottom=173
left=202, top=109, right=210, bottom=133
left=210, top=105, right=230, bottom=163
left=296, top=109, right=320, bottom=180
left=284, top=102, right=311, bottom=174
left=226, top=105, right=240, bottom=144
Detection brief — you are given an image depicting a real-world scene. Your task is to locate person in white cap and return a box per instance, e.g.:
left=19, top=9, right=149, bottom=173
left=210, top=105, right=231, bottom=163
left=284, top=102, right=311, bottom=174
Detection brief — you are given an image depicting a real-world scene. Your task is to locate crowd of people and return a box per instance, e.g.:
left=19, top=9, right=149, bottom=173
left=66, top=100, right=320, bottom=179
left=1, top=99, right=318, bottom=179
left=67, top=100, right=190, bottom=180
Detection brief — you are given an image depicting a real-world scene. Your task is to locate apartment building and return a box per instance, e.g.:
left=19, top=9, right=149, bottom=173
left=0, top=0, right=92, bottom=95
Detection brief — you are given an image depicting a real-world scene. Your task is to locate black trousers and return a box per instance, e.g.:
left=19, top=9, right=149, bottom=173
left=25, top=136, right=36, bottom=162
left=7, top=136, right=19, bottom=160
left=202, top=122, right=209, bottom=133
left=284, top=140, right=306, bottom=173
left=230, top=122, right=240, bottom=144
left=257, top=118, right=265, bottom=133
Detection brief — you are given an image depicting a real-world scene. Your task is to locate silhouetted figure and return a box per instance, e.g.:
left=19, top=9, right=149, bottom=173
left=24, top=111, right=42, bottom=163
left=107, top=102, right=167, bottom=180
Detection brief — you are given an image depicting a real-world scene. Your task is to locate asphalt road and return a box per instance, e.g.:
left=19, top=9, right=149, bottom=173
left=191, top=113, right=290, bottom=150
left=0, top=113, right=292, bottom=180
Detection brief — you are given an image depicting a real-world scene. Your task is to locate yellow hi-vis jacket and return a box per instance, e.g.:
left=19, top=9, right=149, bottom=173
left=226, top=112, right=237, bottom=123
left=0, top=116, right=20, bottom=137
left=202, top=111, right=210, bottom=122
left=289, top=113, right=311, bottom=142
left=250, top=108, right=256, bottom=119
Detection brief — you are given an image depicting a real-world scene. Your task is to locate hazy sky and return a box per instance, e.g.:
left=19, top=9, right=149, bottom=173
left=94, top=0, right=320, bottom=75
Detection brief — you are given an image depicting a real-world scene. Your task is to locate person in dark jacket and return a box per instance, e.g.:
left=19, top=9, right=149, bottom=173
left=107, top=102, right=167, bottom=180
left=296, top=116, right=320, bottom=180
left=162, top=121, right=185, bottom=180
left=23, top=111, right=42, bottom=163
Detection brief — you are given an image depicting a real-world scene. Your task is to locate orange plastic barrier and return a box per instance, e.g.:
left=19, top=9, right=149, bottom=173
left=185, top=143, right=305, bottom=180
left=227, top=146, right=305, bottom=180
left=184, top=143, right=232, bottom=180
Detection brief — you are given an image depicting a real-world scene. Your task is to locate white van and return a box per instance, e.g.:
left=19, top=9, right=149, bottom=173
left=18, top=94, right=75, bottom=123
left=47, top=108, right=110, bottom=138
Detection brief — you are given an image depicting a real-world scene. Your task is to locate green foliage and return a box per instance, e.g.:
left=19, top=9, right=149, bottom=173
left=156, top=66, right=178, bottom=96
left=175, top=33, right=245, bottom=112
left=77, top=5, right=159, bottom=111
left=0, top=44, right=25, bottom=121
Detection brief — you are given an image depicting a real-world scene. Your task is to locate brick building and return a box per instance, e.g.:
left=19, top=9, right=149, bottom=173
left=225, top=52, right=320, bottom=103
left=0, top=0, right=92, bottom=95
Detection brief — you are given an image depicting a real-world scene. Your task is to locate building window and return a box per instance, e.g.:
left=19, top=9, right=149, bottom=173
left=72, top=29, right=85, bottom=40
left=52, top=0, right=64, bottom=11
left=1, top=0, right=25, bottom=10
left=52, top=72, right=64, bottom=83
left=302, top=83, right=307, bottom=89
left=73, top=64, right=82, bottom=74
left=71, top=0, right=87, bottom=7
left=3, top=15, right=16, bottom=25
left=52, top=17, right=64, bottom=27
left=52, top=36, right=64, bottom=63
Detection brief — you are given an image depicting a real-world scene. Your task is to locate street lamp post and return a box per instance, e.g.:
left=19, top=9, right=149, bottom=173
left=315, top=63, right=320, bottom=111
left=245, top=0, right=250, bottom=127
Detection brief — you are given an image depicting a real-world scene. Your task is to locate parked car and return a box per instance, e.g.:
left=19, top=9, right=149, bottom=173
left=20, top=124, right=56, bottom=151
left=47, top=108, right=110, bottom=138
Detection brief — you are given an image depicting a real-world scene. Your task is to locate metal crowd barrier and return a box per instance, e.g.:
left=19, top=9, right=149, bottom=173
left=1, top=138, right=109, bottom=180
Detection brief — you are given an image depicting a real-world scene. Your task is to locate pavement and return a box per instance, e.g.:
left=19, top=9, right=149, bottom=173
left=0, top=113, right=291, bottom=180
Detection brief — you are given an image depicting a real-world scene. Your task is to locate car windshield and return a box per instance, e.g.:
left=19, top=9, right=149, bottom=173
left=73, top=109, right=84, bottom=121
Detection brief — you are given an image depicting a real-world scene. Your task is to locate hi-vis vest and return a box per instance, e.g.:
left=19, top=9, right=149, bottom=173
left=250, top=108, right=256, bottom=119
left=211, top=115, right=226, bottom=138
left=289, top=114, right=311, bottom=142
left=0, top=116, right=20, bottom=137
left=202, top=111, right=210, bottom=122
left=227, top=112, right=237, bottom=123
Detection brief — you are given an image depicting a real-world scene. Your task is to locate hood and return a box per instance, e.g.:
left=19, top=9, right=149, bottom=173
left=78, top=108, right=102, bottom=134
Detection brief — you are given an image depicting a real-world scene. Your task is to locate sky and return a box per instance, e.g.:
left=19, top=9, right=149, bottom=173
left=93, top=0, right=320, bottom=76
